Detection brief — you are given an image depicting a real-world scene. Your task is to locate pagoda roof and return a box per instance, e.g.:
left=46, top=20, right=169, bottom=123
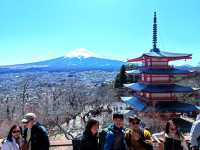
left=145, top=50, right=191, bottom=58
left=140, top=68, right=193, bottom=74
left=124, top=83, right=193, bottom=93
left=122, top=96, right=200, bottom=113
left=150, top=101, right=200, bottom=113
left=126, top=68, right=193, bottom=75
left=121, top=96, right=146, bottom=111
left=128, top=50, right=192, bottom=62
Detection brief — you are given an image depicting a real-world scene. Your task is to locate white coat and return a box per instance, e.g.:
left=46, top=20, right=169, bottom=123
left=1, top=138, right=20, bottom=150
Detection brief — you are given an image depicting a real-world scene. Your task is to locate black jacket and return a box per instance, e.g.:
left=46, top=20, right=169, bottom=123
left=24, top=122, right=50, bottom=150
left=164, top=137, right=183, bottom=150
left=80, top=131, right=99, bottom=150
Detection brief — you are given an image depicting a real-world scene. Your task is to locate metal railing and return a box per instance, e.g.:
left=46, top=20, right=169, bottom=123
left=0, top=141, right=73, bottom=150
left=50, top=144, right=73, bottom=150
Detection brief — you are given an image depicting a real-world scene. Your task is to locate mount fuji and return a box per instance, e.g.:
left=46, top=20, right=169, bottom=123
left=0, top=48, right=124, bottom=73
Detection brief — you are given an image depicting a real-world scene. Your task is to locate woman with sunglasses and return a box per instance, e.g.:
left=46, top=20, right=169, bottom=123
left=125, top=115, right=153, bottom=150
left=2, top=124, right=23, bottom=150
left=152, top=119, right=188, bottom=150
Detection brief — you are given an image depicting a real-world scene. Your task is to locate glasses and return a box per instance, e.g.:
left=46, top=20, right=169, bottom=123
left=131, top=121, right=140, bottom=125
left=12, top=130, right=20, bottom=134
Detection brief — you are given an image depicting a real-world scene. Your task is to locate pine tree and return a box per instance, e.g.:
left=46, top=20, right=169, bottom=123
left=114, top=65, right=127, bottom=88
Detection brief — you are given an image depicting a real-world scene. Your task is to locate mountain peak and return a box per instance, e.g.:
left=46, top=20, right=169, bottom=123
left=65, top=48, right=96, bottom=58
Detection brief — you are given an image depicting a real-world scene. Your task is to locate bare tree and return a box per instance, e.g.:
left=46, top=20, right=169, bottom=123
left=0, top=72, right=117, bottom=140
left=34, top=78, right=116, bottom=140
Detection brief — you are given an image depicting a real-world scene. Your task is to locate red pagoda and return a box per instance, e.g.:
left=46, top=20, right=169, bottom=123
left=122, top=12, right=199, bottom=121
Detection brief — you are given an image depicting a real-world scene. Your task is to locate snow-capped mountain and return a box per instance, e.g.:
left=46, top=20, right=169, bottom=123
left=65, top=48, right=96, bottom=58
left=0, top=48, right=124, bottom=73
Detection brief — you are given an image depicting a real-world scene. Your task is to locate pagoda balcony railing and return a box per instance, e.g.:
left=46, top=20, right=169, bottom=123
left=140, top=65, right=174, bottom=69
left=141, top=98, right=178, bottom=102
left=139, top=80, right=175, bottom=84
left=145, top=96, right=178, bottom=101
left=133, top=94, right=178, bottom=101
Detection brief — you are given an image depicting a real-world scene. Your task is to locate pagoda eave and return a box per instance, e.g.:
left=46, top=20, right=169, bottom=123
left=122, top=96, right=200, bottom=113
left=121, top=96, right=146, bottom=111
left=126, top=68, right=193, bottom=76
left=134, top=95, right=178, bottom=101
left=128, top=55, right=191, bottom=63
left=149, top=101, right=200, bottom=113
left=128, top=57, right=144, bottom=62
left=144, top=55, right=192, bottom=61
left=124, top=83, right=194, bottom=93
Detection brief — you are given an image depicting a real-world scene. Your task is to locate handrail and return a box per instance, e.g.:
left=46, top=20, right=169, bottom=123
left=50, top=143, right=73, bottom=147
left=0, top=144, right=73, bottom=149
left=49, top=140, right=73, bottom=147
left=0, top=139, right=73, bottom=148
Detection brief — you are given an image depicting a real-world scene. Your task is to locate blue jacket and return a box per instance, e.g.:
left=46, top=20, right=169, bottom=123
left=104, top=124, right=127, bottom=150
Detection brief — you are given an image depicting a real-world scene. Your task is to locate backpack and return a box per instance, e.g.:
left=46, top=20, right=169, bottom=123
left=125, top=128, right=153, bottom=150
left=125, top=128, right=142, bottom=147
left=72, top=134, right=82, bottom=150
left=21, top=143, right=29, bottom=150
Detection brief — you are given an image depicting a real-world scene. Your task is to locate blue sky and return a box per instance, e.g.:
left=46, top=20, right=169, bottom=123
left=0, top=0, right=199, bottom=66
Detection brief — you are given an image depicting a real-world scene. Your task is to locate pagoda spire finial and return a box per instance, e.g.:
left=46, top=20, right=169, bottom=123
left=153, top=12, right=157, bottom=49
left=151, top=11, right=160, bottom=52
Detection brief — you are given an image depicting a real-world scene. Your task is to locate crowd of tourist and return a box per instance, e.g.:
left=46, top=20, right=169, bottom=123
left=78, top=113, right=200, bottom=150
left=1, top=112, right=200, bottom=150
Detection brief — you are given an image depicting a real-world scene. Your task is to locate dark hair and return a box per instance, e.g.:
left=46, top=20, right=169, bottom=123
left=85, top=119, right=99, bottom=134
left=7, top=125, right=22, bottom=142
left=165, top=119, right=181, bottom=137
left=113, top=113, right=124, bottom=120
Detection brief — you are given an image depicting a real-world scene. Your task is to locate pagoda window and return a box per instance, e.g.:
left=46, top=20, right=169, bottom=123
left=147, top=77, right=151, bottom=82
left=147, top=61, right=151, bottom=66
left=145, top=93, right=150, bottom=98
left=142, top=74, right=145, bottom=81
left=139, top=92, right=144, bottom=96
